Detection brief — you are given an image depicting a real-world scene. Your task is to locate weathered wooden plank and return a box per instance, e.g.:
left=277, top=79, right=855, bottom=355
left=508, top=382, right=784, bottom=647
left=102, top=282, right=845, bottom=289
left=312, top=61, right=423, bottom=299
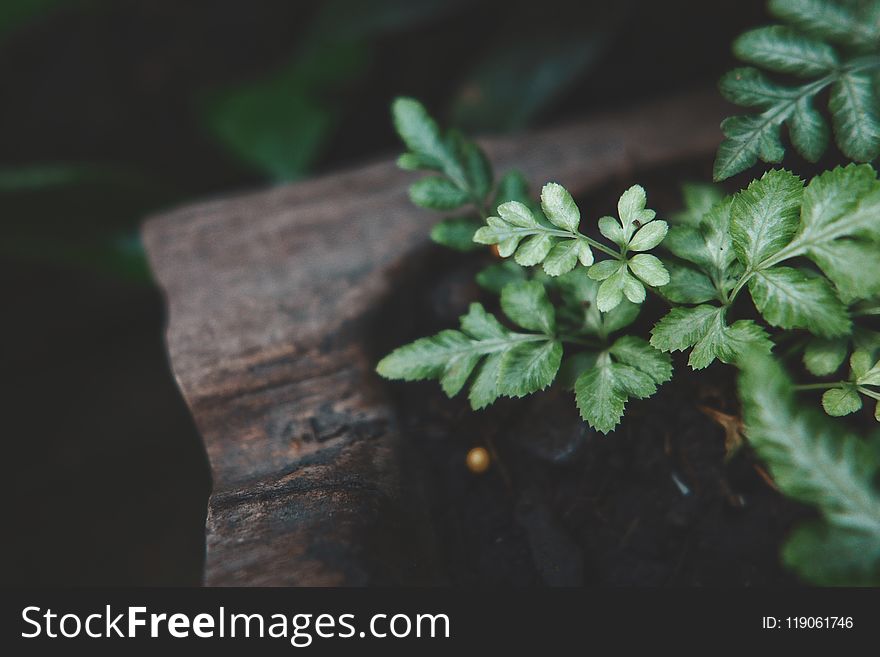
left=142, top=90, right=727, bottom=586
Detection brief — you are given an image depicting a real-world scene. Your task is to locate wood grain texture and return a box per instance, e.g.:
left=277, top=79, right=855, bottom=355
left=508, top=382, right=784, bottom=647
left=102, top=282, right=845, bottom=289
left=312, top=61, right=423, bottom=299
left=142, top=90, right=727, bottom=586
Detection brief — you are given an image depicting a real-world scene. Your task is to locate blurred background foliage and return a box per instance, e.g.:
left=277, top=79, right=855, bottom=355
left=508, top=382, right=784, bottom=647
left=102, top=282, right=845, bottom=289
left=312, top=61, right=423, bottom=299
left=0, top=0, right=767, bottom=282
left=2, top=0, right=765, bottom=585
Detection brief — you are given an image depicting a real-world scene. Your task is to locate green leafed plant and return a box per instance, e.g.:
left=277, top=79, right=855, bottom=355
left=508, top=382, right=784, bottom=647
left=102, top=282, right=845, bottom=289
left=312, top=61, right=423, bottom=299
left=393, top=97, right=540, bottom=252
left=375, top=0, right=880, bottom=586
left=379, top=97, right=880, bottom=439
left=738, top=350, right=880, bottom=584
left=715, top=0, right=880, bottom=180
left=816, top=348, right=880, bottom=420
left=377, top=287, right=564, bottom=410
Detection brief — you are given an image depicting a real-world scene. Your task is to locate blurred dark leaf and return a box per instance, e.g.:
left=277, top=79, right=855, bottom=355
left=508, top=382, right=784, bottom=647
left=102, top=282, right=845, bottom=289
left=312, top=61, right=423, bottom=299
left=451, top=2, right=632, bottom=132
left=3, top=231, right=151, bottom=282
left=200, top=0, right=468, bottom=182
left=0, top=162, right=166, bottom=193
left=200, top=41, right=370, bottom=182
left=0, top=163, right=178, bottom=281
left=430, top=216, right=483, bottom=251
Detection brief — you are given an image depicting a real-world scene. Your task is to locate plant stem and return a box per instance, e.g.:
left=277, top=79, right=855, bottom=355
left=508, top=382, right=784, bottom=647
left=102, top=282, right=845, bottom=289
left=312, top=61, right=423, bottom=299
left=794, top=382, right=843, bottom=391
left=584, top=236, right=623, bottom=259
left=727, top=270, right=753, bottom=305
left=853, top=301, right=880, bottom=317
left=713, top=273, right=730, bottom=305
left=858, top=386, right=880, bottom=401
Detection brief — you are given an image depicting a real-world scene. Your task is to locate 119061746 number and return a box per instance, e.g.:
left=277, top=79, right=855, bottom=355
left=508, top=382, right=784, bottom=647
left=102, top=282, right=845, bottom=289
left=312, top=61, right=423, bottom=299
left=786, top=617, right=853, bottom=629
left=762, top=617, right=854, bottom=630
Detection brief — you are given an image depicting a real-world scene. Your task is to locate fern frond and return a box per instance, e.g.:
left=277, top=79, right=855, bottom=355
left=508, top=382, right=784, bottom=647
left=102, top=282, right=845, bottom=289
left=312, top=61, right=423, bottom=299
left=738, top=350, right=880, bottom=584
left=715, top=0, right=880, bottom=180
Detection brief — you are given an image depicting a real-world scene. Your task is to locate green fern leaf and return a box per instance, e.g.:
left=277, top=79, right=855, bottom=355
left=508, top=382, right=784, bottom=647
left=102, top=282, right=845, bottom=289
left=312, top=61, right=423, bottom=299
left=650, top=305, right=773, bottom=369
left=574, top=340, right=671, bottom=434
left=748, top=266, right=851, bottom=337
left=829, top=71, right=880, bottom=162
left=430, top=217, right=483, bottom=252
left=715, top=2, right=880, bottom=179
left=734, top=26, right=839, bottom=77
left=803, top=337, right=849, bottom=375
left=768, top=0, right=880, bottom=47
left=377, top=297, right=562, bottom=410
left=738, top=350, right=880, bottom=584
left=730, top=169, right=803, bottom=269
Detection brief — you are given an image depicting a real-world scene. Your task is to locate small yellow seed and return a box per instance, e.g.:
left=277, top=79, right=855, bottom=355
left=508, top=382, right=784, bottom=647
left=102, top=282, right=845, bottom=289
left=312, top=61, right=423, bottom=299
left=466, top=446, right=491, bottom=474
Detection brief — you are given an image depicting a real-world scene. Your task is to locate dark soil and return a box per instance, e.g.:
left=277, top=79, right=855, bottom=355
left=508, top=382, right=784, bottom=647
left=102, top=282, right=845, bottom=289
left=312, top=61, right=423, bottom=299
left=370, top=170, right=812, bottom=587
